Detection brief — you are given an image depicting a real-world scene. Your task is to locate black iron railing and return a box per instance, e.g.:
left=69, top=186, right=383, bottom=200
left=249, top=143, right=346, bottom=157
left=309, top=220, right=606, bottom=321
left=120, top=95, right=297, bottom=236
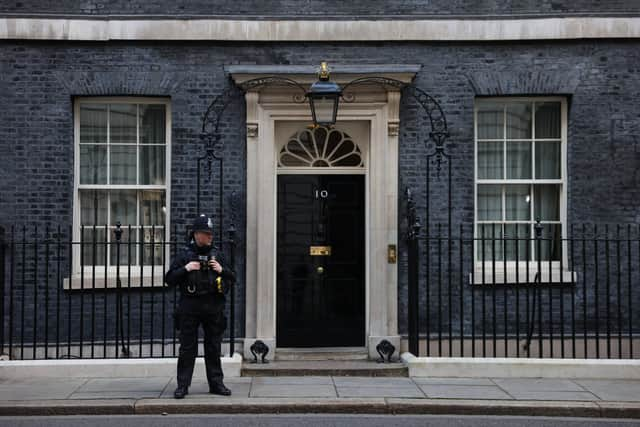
left=0, top=223, right=237, bottom=360
left=406, top=221, right=639, bottom=359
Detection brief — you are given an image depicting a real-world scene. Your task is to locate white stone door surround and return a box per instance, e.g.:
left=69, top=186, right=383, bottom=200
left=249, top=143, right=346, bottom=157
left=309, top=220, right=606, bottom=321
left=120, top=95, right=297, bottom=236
left=228, top=65, right=420, bottom=360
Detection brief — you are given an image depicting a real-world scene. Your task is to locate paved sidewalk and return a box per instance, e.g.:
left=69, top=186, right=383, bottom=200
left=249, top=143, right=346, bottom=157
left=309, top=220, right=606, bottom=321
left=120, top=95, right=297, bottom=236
left=0, top=376, right=639, bottom=418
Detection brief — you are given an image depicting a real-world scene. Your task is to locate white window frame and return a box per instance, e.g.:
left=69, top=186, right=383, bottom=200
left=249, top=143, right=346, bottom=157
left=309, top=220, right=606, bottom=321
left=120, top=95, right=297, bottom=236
left=472, top=96, right=574, bottom=285
left=68, top=97, right=172, bottom=289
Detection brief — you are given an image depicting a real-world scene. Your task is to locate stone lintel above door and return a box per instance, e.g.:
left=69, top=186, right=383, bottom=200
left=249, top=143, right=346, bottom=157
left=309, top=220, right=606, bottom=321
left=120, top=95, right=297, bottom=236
left=226, top=63, right=421, bottom=86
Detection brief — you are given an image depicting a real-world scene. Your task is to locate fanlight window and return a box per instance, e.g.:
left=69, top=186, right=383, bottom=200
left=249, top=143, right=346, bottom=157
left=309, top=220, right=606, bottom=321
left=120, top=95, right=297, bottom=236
left=278, top=127, right=364, bottom=168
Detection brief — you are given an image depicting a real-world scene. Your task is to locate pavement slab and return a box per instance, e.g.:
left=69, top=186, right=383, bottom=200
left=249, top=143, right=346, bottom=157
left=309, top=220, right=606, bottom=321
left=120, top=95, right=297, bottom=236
left=412, top=377, right=495, bottom=386
left=249, top=384, right=337, bottom=398
left=0, top=379, right=87, bottom=401
left=75, top=378, right=171, bottom=393
left=0, top=374, right=639, bottom=418
left=69, top=391, right=162, bottom=400
left=333, top=377, right=424, bottom=398
left=502, top=391, right=600, bottom=401
left=492, top=378, right=586, bottom=393
left=417, top=384, right=513, bottom=400
left=575, top=380, right=640, bottom=402
left=336, top=386, right=424, bottom=398
left=332, top=377, right=416, bottom=387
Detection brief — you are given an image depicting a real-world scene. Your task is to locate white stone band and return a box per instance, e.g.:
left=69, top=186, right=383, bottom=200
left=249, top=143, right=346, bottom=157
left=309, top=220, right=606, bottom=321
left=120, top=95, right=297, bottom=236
left=0, top=17, right=639, bottom=41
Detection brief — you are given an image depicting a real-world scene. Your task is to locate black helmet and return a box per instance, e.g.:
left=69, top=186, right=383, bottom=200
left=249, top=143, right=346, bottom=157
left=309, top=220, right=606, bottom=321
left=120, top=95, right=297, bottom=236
left=192, top=214, right=214, bottom=234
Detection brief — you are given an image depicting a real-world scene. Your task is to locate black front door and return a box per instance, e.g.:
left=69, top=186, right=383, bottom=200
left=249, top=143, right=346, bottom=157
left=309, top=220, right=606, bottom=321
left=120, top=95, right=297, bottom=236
left=277, top=174, right=365, bottom=347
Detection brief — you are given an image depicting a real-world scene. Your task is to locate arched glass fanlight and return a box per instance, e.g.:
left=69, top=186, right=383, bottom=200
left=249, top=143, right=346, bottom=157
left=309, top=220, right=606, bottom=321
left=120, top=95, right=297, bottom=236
left=279, top=127, right=363, bottom=168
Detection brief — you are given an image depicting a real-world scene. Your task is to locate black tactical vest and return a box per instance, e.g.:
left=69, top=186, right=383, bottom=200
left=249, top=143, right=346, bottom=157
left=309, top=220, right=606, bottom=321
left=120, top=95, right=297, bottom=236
left=180, top=244, right=224, bottom=297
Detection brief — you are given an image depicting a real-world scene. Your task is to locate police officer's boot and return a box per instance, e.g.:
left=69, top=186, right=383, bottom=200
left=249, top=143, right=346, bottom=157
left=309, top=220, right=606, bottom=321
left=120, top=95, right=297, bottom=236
left=209, top=382, right=232, bottom=396
left=174, top=385, right=189, bottom=399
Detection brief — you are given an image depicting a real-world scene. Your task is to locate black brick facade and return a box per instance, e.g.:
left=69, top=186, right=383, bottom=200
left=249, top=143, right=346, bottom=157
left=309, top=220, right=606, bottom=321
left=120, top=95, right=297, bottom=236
left=1, top=0, right=640, bottom=16
left=1, top=37, right=639, bottom=355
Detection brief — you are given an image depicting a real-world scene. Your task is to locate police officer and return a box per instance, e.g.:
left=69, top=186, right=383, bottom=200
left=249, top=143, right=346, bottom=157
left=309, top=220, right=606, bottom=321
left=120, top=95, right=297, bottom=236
left=165, top=214, right=235, bottom=399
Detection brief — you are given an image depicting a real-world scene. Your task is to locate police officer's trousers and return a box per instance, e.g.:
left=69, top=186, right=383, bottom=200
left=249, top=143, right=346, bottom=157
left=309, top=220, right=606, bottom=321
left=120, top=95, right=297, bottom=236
left=176, top=294, right=227, bottom=388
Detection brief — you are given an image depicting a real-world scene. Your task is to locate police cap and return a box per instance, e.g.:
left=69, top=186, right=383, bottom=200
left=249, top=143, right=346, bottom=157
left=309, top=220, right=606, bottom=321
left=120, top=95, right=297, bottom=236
left=192, top=214, right=214, bottom=234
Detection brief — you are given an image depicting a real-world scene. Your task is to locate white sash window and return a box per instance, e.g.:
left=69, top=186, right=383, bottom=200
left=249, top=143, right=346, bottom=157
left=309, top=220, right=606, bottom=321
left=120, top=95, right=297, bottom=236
left=72, top=98, right=171, bottom=282
left=474, top=97, right=568, bottom=283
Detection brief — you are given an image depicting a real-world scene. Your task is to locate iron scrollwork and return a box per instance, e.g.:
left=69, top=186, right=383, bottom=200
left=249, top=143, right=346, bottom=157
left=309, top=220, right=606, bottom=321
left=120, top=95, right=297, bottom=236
left=200, top=84, right=242, bottom=180
left=341, top=76, right=451, bottom=178
left=237, top=76, right=308, bottom=102
left=197, top=76, right=309, bottom=213
left=201, top=76, right=307, bottom=147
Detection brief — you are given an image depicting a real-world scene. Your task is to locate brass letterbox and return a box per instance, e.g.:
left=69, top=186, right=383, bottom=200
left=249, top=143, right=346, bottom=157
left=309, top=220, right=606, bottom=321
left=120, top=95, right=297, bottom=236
left=309, top=246, right=332, bottom=256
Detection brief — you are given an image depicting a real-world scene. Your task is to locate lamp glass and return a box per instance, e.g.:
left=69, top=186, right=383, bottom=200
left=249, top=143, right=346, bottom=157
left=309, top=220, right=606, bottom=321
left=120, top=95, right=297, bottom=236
left=310, top=95, right=338, bottom=126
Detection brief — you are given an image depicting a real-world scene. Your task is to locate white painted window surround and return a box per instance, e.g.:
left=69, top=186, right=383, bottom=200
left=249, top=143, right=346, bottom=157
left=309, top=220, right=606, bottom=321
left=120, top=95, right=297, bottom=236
left=473, top=97, right=574, bottom=285
left=68, top=97, right=171, bottom=290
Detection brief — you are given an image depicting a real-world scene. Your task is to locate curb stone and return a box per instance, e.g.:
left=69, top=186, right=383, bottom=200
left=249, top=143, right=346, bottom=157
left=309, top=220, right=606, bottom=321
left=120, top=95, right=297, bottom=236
left=0, top=399, right=136, bottom=416
left=596, top=402, right=640, bottom=419
left=134, top=398, right=389, bottom=415
left=385, top=399, right=602, bottom=417
left=0, top=398, right=638, bottom=418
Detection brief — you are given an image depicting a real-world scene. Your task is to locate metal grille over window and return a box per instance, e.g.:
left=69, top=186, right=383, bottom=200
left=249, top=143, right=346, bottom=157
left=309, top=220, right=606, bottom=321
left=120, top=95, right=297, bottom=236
left=278, top=127, right=363, bottom=168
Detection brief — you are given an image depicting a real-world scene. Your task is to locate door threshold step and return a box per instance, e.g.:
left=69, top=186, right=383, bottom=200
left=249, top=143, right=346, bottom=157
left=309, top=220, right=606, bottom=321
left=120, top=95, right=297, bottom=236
left=274, top=347, right=368, bottom=361
left=241, top=360, right=408, bottom=377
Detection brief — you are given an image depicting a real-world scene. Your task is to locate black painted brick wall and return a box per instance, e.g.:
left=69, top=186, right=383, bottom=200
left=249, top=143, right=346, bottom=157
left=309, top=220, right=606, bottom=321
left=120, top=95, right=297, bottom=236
left=1, top=0, right=640, bottom=16
left=0, top=39, right=639, bottom=353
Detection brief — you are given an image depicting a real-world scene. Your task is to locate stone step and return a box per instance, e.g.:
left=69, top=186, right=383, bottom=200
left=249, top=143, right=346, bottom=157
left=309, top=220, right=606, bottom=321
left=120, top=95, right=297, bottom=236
left=241, top=360, right=408, bottom=377
left=274, top=347, right=369, bottom=361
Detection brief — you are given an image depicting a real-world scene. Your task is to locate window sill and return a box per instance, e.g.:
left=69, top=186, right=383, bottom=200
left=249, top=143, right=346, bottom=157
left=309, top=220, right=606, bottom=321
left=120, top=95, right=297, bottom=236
left=63, top=272, right=167, bottom=290
left=470, top=265, right=576, bottom=286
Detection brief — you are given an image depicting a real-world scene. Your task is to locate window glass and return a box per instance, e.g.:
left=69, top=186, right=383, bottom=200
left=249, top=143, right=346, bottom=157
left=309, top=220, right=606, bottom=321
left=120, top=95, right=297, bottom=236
left=476, top=99, right=564, bottom=262
left=77, top=101, right=168, bottom=267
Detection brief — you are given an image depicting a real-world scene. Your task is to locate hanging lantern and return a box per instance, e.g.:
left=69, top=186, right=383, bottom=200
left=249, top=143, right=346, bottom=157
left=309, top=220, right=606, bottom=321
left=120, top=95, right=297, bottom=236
left=306, top=62, right=342, bottom=127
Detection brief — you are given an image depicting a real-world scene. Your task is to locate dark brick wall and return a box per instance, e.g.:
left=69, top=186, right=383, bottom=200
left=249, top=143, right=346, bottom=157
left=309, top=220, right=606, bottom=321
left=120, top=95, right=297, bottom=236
left=1, top=0, right=640, bottom=17
left=0, top=39, right=639, bottom=354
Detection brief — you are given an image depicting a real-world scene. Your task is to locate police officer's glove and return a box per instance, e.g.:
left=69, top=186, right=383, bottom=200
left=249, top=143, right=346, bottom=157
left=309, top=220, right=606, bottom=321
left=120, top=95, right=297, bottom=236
left=185, top=261, right=200, bottom=272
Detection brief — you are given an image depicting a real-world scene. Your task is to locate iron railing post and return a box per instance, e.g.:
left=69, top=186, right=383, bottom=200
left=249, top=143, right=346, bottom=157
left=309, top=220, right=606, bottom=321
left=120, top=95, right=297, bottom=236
left=0, top=226, right=5, bottom=356
left=408, top=232, right=420, bottom=356
left=114, top=222, right=129, bottom=358
left=405, top=188, right=421, bottom=356
left=228, top=223, right=236, bottom=357
left=535, top=220, right=543, bottom=357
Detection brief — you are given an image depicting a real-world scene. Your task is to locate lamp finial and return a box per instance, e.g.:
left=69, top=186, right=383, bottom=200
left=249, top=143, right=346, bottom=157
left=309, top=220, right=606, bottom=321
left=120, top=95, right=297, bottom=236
left=318, top=62, right=330, bottom=81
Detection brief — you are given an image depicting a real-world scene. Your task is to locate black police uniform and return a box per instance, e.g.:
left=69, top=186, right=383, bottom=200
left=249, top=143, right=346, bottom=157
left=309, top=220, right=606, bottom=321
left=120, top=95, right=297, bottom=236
left=165, top=231, right=235, bottom=395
